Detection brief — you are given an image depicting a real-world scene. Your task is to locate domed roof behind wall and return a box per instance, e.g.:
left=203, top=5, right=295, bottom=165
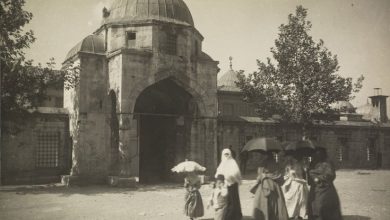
left=64, top=35, right=105, bottom=63
left=331, top=101, right=356, bottom=113
left=218, top=69, right=241, bottom=92
left=217, top=57, right=241, bottom=92
left=102, top=0, right=194, bottom=26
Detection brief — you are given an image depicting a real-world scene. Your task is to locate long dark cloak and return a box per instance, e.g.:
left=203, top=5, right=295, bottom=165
left=223, top=183, right=243, bottom=220
left=308, top=161, right=342, bottom=220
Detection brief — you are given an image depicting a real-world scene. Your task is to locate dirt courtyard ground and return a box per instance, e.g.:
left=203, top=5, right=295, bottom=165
left=0, top=170, right=389, bottom=220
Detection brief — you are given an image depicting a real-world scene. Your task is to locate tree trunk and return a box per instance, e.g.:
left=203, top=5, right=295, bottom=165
left=301, top=122, right=308, bottom=141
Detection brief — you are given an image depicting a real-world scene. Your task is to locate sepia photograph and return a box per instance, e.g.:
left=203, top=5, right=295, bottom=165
left=0, top=0, right=389, bottom=219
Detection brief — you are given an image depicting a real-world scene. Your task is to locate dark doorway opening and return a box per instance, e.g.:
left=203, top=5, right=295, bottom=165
left=134, top=79, right=194, bottom=184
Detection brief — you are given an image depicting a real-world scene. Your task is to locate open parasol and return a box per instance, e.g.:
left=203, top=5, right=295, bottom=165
left=283, top=139, right=318, bottom=156
left=241, top=137, right=283, bottom=153
left=171, top=160, right=206, bottom=173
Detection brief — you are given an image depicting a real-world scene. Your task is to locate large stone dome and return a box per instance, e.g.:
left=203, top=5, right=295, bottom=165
left=102, top=0, right=194, bottom=26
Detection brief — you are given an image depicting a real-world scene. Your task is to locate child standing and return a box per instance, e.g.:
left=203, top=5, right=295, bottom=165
left=208, top=174, right=228, bottom=220
left=184, top=172, right=204, bottom=220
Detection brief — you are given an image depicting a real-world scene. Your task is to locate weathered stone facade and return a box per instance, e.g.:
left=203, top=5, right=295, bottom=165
left=2, top=110, right=70, bottom=184
left=217, top=67, right=390, bottom=171
left=62, top=0, right=218, bottom=184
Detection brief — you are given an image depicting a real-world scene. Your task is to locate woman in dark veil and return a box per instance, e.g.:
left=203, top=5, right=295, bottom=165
left=307, top=147, right=342, bottom=220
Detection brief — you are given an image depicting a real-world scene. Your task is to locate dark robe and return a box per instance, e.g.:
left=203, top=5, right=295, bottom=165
left=308, top=162, right=342, bottom=220
left=252, top=174, right=289, bottom=220
left=224, top=183, right=243, bottom=220
left=184, top=176, right=204, bottom=218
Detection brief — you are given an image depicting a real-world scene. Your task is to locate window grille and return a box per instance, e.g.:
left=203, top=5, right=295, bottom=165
left=367, top=138, right=375, bottom=161
left=162, top=34, right=177, bottom=55
left=337, top=137, right=349, bottom=161
left=337, top=146, right=343, bottom=161
left=36, top=131, right=60, bottom=168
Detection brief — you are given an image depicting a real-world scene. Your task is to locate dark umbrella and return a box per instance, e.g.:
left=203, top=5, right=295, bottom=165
left=283, top=139, right=318, bottom=156
left=241, top=137, right=283, bottom=153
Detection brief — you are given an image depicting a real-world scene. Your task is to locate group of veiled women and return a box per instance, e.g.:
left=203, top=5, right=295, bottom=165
left=183, top=147, right=342, bottom=220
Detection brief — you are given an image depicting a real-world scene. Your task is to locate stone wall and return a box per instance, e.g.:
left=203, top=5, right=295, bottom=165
left=218, top=121, right=390, bottom=171
left=2, top=114, right=69, bottom=184
left=63, top=54, right=111, bottom=182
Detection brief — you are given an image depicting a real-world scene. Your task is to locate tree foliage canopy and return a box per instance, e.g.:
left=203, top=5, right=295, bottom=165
left=236, top=6, right=364, bottom=132
left=0, top=0, right=78, bottom=124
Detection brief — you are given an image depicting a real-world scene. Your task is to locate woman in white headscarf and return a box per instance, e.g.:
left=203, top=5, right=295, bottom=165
left=215, top=148, right=243, bottom=220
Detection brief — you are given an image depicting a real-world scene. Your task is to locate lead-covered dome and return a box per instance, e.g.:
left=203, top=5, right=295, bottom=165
left=218, top=57, right=241, bottom=92
left=331, top=101, right=355, bottom=113
left=218, top=69, right=240, bottom=92
left=64, top=35, right=105, bottom=63
left=102, top=0, right=194, bottom=26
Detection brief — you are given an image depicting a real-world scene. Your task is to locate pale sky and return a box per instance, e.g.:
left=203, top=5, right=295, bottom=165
left=24, top=0, right=390, bottom=110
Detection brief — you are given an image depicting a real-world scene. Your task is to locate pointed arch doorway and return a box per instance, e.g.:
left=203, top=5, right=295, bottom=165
left=134, top=78, right=197, bottom=184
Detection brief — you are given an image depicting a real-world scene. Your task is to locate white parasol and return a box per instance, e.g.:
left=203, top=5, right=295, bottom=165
left=171, top=160, right=206, bottom=173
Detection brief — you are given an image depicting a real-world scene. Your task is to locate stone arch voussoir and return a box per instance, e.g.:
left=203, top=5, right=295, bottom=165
left=128, top=70, right=208, bottom=117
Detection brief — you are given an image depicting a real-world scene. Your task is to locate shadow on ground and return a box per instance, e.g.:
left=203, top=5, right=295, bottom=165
left=202, top=215, right=371, bottom=220
left=201, top=217, right=252, bottom=220
left=0, top=183, right=183, bottom=197
left=343, top=215, right=371, bottom=220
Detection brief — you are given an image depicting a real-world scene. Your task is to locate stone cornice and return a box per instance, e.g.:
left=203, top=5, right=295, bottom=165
left=106, top=48, right=153, bottom=60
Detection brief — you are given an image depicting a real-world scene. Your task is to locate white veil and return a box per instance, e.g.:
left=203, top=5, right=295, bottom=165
left=215, top=148, right=242, bottom=186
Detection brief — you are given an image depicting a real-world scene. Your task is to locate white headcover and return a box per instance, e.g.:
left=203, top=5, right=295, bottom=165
left=215, top=148, right=242, bottom=186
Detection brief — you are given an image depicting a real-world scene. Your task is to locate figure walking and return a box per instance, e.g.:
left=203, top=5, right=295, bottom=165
left=208, top=174, right=228, bottom=220
left=307, top=148, right=342, bottom=220
left=251, top=159, right=289, bottom=220
left=184, top=172, right=204, bottom=220
left=171, top=160, right=206, bottom=220
left=282, top=155, right=309, bottom=219
left=215, top=148, right=243, bottom=220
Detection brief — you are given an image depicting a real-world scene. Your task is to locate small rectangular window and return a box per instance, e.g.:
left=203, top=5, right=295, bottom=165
left=194, top=40, right=199, bottom=56
left=337, top=137, right=349, bottom=161
left=127, top=32, right=136, bottom=47
left=163, top=34, right=177, bottom=55
left=36, top=131, right=60, bottom=168
left=367, top=138, right=376, bottom=161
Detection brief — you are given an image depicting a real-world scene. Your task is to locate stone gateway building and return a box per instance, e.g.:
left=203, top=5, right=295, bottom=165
left=62, top=0, right=219, bottom=184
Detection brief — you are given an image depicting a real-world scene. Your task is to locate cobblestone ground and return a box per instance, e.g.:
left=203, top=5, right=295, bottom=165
left=0, top=170, right=389, bottom=220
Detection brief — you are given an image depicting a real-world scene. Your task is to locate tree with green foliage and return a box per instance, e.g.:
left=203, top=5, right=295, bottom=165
left=0, top=0, right=78, bottom=128
left=236, top=6, right=364, bottom=139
